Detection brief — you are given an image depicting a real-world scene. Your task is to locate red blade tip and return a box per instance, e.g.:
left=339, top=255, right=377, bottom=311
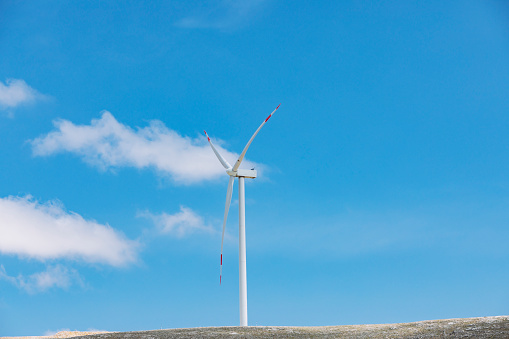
left=265, top=104, right=280, bottom=122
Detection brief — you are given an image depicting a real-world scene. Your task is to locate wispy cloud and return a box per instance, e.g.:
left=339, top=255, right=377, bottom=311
left=0, top=195, right=139, bottom=266
left=30, top=111, right=259, bottom=184
left=257, top=202, right=509, bottom=258
left=140, top=206, right=215, bottom=238
left=175, top=0, right=267, bottom=30
left=261, top=210, right=429, bottom=257
left=0, top=78, right=47, bottom=110
left=0, top=264, right=83, bottom=294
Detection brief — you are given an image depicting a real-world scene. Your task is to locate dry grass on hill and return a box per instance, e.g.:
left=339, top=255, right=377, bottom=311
left=2, top=331, right=108, bottom=339
left=4, top=316, right=509, bottom=339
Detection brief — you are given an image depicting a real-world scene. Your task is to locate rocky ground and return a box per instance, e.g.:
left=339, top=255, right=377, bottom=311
left=5, top=316, right=509, bottom=339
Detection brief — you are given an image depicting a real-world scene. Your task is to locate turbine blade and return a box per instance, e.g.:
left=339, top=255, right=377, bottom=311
left=220, top=176, right=235, bottom=284
left=204, top=130, right=232, bottom=170
left=232, top=104, right=280, bottom=172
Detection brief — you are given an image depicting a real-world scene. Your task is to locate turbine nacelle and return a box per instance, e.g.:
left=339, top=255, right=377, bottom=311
left=226, top=169, right=257, bottom=179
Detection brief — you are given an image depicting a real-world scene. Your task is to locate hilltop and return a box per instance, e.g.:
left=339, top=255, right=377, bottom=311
left=36, top=316, right=509, bottom=339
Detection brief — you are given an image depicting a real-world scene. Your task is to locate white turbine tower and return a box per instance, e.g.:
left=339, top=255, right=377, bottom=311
left=204, top=104, right=280, bottom=327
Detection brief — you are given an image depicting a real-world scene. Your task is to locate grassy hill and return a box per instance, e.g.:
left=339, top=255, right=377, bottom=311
left=66, top=316, right=509, bottom=339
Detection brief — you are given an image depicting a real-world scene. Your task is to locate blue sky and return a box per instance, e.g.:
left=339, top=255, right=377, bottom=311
left=1, top=0, right=509, bottom=336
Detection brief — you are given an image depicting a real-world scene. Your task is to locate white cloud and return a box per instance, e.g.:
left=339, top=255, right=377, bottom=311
left=0, top=195, right=139, bottom=266
left=0, top=264, right=82, bottom=294
left=175, top=0, right=266, bottom=30
left=0, top=78, right=47, bottom=109
left=141, top=206, right=215, bottom=237
left=30, top=111, right=259, bottom=184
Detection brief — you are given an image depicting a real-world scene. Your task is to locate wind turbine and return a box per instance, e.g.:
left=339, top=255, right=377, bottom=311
left=204, top=104, right=280, bottom=327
